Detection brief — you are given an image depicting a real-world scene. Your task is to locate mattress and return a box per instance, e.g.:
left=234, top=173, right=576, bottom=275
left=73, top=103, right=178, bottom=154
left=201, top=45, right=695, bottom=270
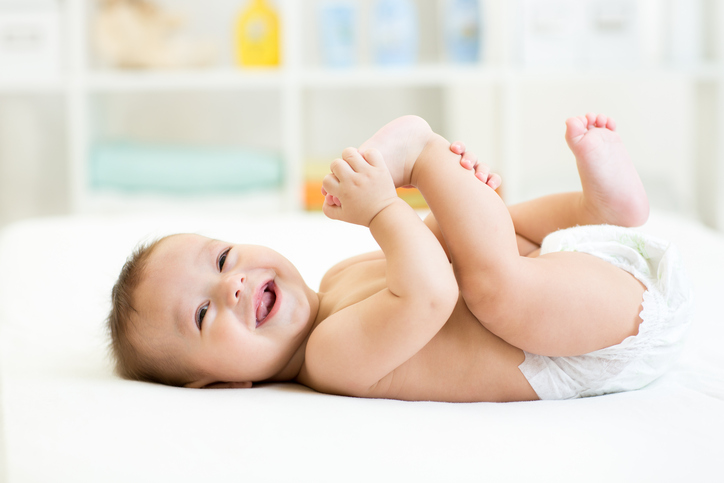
left=0, top=210, right=722, bottom=482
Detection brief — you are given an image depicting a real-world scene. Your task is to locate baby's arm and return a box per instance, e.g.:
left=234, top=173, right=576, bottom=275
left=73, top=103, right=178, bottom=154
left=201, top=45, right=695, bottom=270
left=306, top=148, right=458, bottom=396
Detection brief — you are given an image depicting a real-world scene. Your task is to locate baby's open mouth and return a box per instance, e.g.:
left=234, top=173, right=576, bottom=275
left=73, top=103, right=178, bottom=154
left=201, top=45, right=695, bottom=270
left=255, top=281, right=277, bottom=327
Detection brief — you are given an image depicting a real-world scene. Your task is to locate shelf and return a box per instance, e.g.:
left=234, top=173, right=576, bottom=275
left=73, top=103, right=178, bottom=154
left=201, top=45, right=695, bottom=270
left=299, top=64, right=504, bottom=87
left=0, top=75, right=66, bottom=93
left=83, top=189, right=292, bottom=216
left=86, top=68, right=287, bottom=92
left=299, top=64, right=724, bottom=88
left=4, top=65, right=723, bottom=95
left=505, top=64, right=724, bottom=82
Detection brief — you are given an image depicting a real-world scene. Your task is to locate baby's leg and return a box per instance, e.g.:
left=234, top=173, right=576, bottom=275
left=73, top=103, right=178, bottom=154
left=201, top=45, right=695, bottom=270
left=411, top=131, right=646, bottom=357
left=357, top=115, right=433, bottom=189
left=425, top=113, right=648, bottom=258
left=424, top=211, right=541, bottom=258
left=508, top=113, right=649, bottom=248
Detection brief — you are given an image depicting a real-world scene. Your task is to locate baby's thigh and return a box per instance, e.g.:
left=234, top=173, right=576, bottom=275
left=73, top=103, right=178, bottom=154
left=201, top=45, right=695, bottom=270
left=467, top=251, right=647, bottom=357
left=526, top=251, right=646, bottom=355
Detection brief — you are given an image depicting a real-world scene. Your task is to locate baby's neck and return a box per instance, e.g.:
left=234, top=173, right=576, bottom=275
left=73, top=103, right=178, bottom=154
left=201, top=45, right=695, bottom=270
left=267, top=346, right=307, bottom=382
left=266, top=291, right=323, bottom=382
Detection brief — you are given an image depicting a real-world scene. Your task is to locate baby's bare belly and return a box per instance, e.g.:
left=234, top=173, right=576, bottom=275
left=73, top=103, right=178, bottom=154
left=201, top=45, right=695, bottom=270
left=369, top=296, right=539, bottom=402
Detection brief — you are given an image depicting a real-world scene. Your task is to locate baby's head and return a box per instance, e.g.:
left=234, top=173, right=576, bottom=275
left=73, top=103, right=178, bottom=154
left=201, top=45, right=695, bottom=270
left=108, top=233, right=319, bottom=388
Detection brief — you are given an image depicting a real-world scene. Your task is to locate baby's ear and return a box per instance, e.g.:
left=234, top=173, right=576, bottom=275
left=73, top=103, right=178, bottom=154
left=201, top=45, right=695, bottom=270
left=188, top=381, right=253, bottom=389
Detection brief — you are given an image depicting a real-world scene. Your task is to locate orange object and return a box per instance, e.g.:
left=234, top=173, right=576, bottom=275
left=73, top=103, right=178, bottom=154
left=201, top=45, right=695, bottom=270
left=304, top=179, right=428, bottom=211
left=305, top=179, right=326, bottom=210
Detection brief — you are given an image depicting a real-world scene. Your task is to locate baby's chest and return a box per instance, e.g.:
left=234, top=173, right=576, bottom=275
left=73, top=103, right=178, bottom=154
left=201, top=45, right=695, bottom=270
left=324, top=259, right=389, bottom=313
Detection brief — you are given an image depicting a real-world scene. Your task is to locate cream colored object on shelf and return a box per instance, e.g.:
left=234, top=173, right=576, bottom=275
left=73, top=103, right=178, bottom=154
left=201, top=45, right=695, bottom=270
left=93, top=0, right=217, bottom=69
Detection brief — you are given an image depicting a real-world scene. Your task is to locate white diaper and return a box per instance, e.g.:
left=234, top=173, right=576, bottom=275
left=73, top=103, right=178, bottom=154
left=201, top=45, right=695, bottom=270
left=518, top=224, right=694, bottom=399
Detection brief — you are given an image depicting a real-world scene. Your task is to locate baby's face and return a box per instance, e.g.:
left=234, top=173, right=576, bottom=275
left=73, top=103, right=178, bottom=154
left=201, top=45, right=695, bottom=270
left=134, top=234, right=319, bottom=387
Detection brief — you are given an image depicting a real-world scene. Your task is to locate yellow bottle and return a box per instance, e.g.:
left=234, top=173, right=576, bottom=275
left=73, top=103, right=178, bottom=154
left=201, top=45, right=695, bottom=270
left=235, top=0, right=280, bottom=67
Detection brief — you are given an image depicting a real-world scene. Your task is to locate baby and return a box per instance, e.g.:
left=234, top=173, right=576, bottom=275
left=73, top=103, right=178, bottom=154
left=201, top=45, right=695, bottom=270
left=108, top=113, right=693, bottom=401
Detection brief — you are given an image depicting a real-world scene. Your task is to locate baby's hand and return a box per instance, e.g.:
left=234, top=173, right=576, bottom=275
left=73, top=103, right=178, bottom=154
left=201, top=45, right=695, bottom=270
left=322, top=147, right=398, bottom=227
left=450, top=141, right=501, bottom=191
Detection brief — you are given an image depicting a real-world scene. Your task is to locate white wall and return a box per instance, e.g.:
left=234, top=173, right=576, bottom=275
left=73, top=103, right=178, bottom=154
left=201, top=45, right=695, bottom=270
left=0, top=95, right=68, bottom=225
left=0, top=0, right=718, bottom=227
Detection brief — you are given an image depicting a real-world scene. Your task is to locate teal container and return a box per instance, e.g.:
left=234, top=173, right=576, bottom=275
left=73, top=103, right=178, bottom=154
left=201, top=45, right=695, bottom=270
left=91, top=142, right=283, bottom=194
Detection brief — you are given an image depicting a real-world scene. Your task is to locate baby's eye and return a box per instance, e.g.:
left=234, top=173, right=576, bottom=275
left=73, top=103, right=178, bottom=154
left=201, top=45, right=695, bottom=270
left=218, top=248, right=230, bottom=271
left=196, top=303, right=209, bottom=330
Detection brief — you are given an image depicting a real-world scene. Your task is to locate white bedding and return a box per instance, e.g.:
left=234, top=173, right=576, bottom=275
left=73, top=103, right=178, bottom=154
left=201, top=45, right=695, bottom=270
left=0, top=211, right=722, bottom=482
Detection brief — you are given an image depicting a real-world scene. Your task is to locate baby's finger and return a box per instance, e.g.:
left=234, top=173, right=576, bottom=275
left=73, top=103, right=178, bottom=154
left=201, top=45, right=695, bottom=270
left=341, top=147, right=368, bottom=172
left=361, top=148, right=385, bottom=168
left=330, top=157, right=354, bottom=180
left=322, top=173, right=340, bottom=198
left=450, top=141, right=466, bottom=155
left=322, top=199, right=342, bottom=221
left=325, top=193, right=340, bottom=207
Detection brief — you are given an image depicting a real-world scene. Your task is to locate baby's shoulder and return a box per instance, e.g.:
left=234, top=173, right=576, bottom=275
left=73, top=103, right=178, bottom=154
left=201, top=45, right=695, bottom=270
left=319, top=250, right=384, bottom=290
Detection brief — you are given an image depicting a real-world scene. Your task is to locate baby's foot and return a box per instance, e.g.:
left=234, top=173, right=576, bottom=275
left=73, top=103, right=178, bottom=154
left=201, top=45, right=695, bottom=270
left=358, top=115, right=433, bottom=188
left=565, top=113, right=649, bottom=227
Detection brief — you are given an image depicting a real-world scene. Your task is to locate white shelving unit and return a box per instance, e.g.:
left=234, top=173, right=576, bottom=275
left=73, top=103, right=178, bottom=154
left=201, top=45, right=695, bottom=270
left=1, top=0, right=723, bottom=229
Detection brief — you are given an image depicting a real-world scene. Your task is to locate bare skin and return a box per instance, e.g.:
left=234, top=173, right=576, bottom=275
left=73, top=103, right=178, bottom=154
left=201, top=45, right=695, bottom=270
left=505, top=112, right=649, bottom=251
left=135, top=114, right=649, bottom=403
left=306, top=260, right=536, bottom=402
left=433, top=112, right=649, bottom=258
left=301, top=140, right=536, bottom=402
left=300, top=113, right=648, bottom=400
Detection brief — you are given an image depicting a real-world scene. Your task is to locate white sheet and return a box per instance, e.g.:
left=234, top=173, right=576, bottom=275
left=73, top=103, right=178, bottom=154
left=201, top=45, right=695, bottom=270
left=0, top=211, right=722, bottom=482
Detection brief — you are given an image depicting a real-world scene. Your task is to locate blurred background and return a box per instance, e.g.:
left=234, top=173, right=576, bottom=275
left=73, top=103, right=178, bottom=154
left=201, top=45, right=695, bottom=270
left=0, top=0, right=723, bottom=230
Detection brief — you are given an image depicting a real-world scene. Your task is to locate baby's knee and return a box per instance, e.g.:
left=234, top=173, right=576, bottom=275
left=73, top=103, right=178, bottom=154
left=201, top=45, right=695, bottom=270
left=458, top=266, right=520, bottom=322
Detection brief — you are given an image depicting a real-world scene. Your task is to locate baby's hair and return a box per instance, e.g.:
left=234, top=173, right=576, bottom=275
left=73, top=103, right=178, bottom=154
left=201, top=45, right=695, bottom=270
left=107, top=235, right=196, bottom=387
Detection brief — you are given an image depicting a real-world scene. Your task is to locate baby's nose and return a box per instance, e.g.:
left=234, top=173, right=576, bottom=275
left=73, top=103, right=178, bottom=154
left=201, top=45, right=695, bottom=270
left=223, top=274, right=245, bottom=304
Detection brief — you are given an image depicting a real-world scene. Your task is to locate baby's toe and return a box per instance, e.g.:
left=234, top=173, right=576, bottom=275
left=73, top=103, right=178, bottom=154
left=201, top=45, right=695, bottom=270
left=585, top=112, right=597, bottom=128
left=565, top=116, right=588, bottom=140
left=595, top=114, right=608, bottom=128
